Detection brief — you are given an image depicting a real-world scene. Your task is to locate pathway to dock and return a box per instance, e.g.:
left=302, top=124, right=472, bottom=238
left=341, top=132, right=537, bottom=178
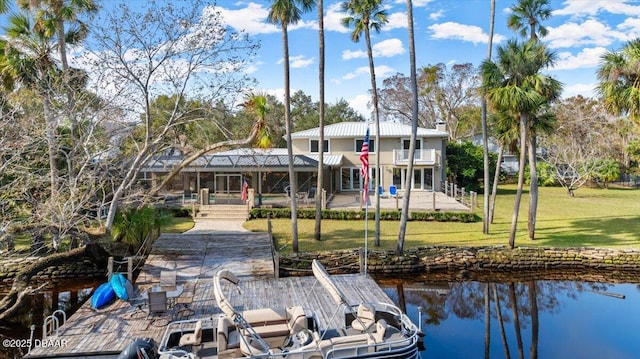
left=27, top=218, right=393, bottom=358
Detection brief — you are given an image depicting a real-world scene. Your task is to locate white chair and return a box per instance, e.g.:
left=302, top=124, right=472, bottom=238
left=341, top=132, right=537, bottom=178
left=351, top=303, right=376, bottom=332
left=160, top=271, right=177, bottom=288
left=179, top=320, right=203, bottom=348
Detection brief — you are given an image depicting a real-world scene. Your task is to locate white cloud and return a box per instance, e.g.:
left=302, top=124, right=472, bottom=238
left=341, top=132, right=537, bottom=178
left=214, top=3, right=278, bottom=35
left=429, top=10, right=444, bottom=21
left=429, top=22, right=506, bottom=44
left=324, top=3, right=350, bottom=33
left=349, top=94, right=371, bottom=118
left=342, top=65, right=395, bottom=80
left=394, top=0, right=433, bottom=7
left=343, top=38, right=405, bottom=60
left=562, top=83, right=598, bottom=99
left=385, top=12, right=409, bottom=30
left=276, top=55, right=314, bottom=68
left=553, top=47, right=607, bottom=71
left=546, top=20, right=624, bottom=49
left=616, top=18, right=640, bottom=41
left=554, top=0, right=640, bottom=17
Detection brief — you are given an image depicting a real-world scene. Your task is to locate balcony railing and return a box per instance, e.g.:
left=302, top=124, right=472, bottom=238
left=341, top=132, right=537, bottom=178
left=393, top=149, right=439, bottom=165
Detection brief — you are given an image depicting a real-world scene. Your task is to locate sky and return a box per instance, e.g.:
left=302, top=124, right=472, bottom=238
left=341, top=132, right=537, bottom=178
left=212, top=0, right=640, bottom=118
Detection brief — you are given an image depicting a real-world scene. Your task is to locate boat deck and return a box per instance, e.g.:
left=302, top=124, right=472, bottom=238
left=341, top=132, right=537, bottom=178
left=27, top=231, right=393, bottom=358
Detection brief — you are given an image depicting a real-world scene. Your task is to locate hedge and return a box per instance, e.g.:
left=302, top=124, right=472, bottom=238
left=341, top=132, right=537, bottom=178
left=249, top=208, right=480, bottom=222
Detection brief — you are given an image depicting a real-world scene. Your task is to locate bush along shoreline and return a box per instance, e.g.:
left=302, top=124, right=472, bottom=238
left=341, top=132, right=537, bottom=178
left=250, top=208, right=480, bottom=222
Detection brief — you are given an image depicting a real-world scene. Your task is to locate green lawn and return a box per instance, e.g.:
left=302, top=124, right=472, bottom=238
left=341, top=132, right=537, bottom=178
left=243, top=185, right=640, bottom=253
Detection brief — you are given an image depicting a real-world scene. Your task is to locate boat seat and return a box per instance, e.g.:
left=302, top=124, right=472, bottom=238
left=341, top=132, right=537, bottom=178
left=243, top=306, right=308, bottom=339
left=217, top=316, right=240, bottom=352
left=240, top=335, right=269, bottom=356
left=178, top=320, right=202, bottom=347
left=370, top=319, right=387, bottom=344
left=351, top=304, right=375, bottom=332
left=242, top=308, right=287, bottom=326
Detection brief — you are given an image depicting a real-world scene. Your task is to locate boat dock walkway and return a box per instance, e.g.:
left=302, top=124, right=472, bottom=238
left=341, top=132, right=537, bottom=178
left=27, top=225, right=394, bottom=358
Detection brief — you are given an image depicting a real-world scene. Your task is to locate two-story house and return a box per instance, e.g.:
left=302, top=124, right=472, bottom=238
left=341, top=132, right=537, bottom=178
left=139, top=121, right=448, bottom=203
left=291, top=121, right=448, bottom=195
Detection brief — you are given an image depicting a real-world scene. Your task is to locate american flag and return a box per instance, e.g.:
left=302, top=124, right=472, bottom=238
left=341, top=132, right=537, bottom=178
left=241, top=177, right=249, bottom=202
left=360, top=127, right=370, bottom=201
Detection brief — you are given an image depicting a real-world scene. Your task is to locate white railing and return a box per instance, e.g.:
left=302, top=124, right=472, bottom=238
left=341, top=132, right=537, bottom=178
left=393, top=149, right=438, bottom=165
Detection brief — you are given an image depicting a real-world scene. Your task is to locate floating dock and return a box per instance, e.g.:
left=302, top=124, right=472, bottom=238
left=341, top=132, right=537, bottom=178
left=27, top=230, right=394, bottom=358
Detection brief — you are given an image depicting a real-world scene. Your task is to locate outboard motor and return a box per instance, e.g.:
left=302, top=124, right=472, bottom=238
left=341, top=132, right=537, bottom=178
left=117, top=338, right=158, bottom=359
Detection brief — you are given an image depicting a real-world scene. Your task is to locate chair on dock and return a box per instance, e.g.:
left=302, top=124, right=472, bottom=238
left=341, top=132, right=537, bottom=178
left=148, top=291, right=169, bottom=317
left=160, top=271, right=177, bottom=288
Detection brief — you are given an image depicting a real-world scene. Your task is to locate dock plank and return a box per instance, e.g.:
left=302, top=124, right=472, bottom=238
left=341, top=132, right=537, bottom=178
left=27, top=231, right=392, bottom=358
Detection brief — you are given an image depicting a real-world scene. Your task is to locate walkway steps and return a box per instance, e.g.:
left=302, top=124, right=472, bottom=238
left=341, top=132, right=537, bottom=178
left=196, top=204, right=248, bottom=220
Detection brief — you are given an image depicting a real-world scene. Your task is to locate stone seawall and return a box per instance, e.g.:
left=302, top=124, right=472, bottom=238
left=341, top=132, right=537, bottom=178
left=278, top=246, right=640, bottom=277
left=0, top=257, right=105, bottom=285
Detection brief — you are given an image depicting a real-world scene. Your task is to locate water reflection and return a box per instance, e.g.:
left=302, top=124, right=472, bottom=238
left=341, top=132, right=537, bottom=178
left=378, top=272, right=640, bottom=359
left=0, top=279, right=98, bottom=358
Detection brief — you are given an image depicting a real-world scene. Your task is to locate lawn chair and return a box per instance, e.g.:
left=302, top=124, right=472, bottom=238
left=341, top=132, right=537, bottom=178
left=389, top=185, right=397, bottom=198
left=305, top=186, right=317, bottom=204
left=148, top=291, right=168, bottom=317
left=160, top=271, right=177, bottom=288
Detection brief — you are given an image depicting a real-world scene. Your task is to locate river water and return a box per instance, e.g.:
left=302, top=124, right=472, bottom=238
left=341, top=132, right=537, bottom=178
left=378, top=271, right=640, bottom=359
left=2, top=272, right=640, bottom=358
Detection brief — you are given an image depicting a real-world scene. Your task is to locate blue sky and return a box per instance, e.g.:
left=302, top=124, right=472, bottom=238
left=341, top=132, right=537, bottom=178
left=213, top=0, right=640, bottom=117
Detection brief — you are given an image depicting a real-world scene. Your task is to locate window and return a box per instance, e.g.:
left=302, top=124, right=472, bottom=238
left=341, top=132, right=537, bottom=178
left=355, top=139, right=375, bottom=153
left=310, top=139, right=329, bottom=153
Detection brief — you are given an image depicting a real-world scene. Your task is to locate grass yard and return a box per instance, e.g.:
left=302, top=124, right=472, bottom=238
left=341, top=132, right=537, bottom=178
left=243, top=185, right=640, bottom=253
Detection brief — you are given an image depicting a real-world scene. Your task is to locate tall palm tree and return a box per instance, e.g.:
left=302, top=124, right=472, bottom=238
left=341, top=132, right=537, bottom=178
left=268, top=0, right=315, bottom=253
left=396, top=0, right=416, bottom=254
left=507, top=0, right=552, bottom=240
left=314, top=0, right=325, bottom=241
left=342, top=0, right=387, bottom=247
left=481, top=0, right=496, bottom=234
left=481, top=39, right=562, bottom=248
left=3, top=12, right=60, bottom=199
left=597, top=39, right=640, bottom=121
left=507, top=0, right=551, bottom=42
left=19, top=0, right=98, bottom=184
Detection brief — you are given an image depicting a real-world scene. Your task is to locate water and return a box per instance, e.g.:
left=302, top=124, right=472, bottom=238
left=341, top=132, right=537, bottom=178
left=378, top=274, right=640, bottom=359
left=0, top=279, right=99, bottom=359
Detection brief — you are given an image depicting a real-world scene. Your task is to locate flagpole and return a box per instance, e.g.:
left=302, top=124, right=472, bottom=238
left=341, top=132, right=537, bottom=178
left=364, top=194, right=368, bottom=276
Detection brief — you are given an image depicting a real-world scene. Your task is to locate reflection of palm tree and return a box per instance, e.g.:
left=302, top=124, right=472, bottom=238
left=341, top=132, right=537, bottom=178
left=397, top=283, right=407, bottom=313
left=484, top=284, right=491, bottom=359
left=509, top=283, right=524, bottom=359
left=528, top=281, right=539, bottom=359
left=493, top=284, right=511, bottom=359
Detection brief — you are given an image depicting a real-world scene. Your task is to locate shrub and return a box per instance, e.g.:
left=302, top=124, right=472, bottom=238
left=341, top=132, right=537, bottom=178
left=249, top=208, right=480, bottom=222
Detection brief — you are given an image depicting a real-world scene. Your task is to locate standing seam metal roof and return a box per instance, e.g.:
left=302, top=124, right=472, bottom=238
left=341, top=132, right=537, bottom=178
left=290, top=121, right=448, bottom=138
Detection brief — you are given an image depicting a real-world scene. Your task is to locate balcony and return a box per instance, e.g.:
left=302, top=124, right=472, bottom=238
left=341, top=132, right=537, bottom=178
left=393, top=149, right=439, bottom=165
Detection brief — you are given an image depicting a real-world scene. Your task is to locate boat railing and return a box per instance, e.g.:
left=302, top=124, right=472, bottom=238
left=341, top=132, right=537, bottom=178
left=157, top=317, right=215, bottom=356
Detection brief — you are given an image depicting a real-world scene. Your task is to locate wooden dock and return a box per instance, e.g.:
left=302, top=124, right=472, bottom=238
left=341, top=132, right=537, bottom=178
left=27, top=231, right=393, bottom=358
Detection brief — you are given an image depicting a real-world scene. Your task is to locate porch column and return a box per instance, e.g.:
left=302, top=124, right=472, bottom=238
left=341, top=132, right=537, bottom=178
left=258, top=171, right=263, bottom=206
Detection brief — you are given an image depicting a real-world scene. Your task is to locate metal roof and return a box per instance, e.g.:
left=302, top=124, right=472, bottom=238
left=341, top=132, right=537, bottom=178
left=141, top=148, right=343, bottom=172
left=291, top=121, right=448, bottom=139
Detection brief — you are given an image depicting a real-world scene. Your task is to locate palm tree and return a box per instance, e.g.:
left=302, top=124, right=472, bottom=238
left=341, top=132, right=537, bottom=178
left=18, top=0, right=98, bottom=183
left=507, top=0, right=551, bottom=42
left=507, top=0, right=552, bottom=240
left=597, top=39, right=640, bottom=121
left=342, top=0, right=387, bottom=247
left=268, top=0, right=315, bottom=253
left=396, top=0, right=416, bottom=254
left=481, top=39, right=562, bottom=248
left=3, top=12, right=60, bottom=199
left=481, top=0, right=496, bottom=234
left=314, top=0, right=325, bottom=242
